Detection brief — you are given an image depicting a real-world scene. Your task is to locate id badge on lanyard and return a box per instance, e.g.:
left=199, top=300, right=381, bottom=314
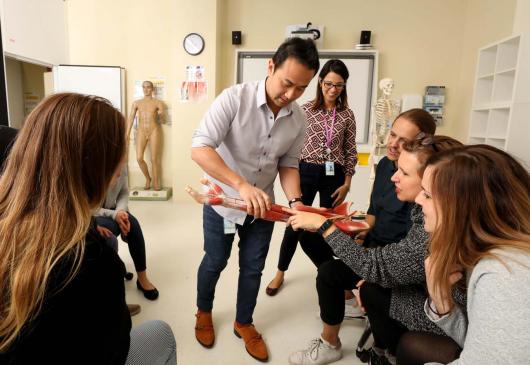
left=325, top=161, right=335, bottom=176
left=324, top=108, right=336, bottom=176
left=223, top=218, right=236, bottom=234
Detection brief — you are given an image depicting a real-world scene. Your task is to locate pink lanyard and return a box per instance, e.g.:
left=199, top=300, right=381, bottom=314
left=323, top=108, right=336, bottom=151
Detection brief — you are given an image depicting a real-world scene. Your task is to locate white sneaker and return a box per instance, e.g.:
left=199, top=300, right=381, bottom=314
left=344, top=297, right=365, bottom=319
left=289, top=337, right=342, bottom=365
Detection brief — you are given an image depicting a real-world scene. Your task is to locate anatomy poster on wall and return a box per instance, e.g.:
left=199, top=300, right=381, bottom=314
left=180, top=65, right=207, bottom=103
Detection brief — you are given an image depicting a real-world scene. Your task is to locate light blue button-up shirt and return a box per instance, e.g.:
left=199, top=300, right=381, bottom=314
left=192, top=80, right=307, bottom=224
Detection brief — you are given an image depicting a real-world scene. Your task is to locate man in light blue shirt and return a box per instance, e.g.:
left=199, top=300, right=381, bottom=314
left=191, top=38, right=319, bottom=362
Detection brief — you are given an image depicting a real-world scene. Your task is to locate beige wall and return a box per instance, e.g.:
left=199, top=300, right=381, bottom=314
left=66, top=0, right=516, bottom=201
left=21, top=61, right=46, bottom=108
left=5, top=57, right=24, bottom=128
left=219, top=0, right=515, bottom=140
left=219, top=0, right=470, bottom=140
left=66, top=0, right=219, bottom=199
left=5, top=57, right=46, bottom=128
left=513, top=0, right=530, bottom=33
left=452, top=0, right=516, bottom=141
left=171, top=0, right=220, bottom=201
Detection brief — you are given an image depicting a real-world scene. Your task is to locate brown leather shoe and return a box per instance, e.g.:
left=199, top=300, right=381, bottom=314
left=195, top=310, right=215, bottom=348
left=127, top=303, right=141, bottom=316
left=234, top=322, right=269, bottom=362
left=265, top=279, right=283, bottom=296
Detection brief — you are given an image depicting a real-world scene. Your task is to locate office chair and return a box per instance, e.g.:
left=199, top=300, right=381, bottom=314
left=355, top=316, right=373, bottom=362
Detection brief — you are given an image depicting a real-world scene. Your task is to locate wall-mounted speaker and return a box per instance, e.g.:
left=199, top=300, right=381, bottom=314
left=232, top=31, right=242, bottom=45
left=360, top=30, right=371, bottom=45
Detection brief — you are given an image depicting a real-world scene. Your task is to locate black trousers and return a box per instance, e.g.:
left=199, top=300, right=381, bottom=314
left=277, top=161, right=345, bottom=271
left=95, top=212, right=147, bottom=272
left=299, top=230, right=336, bottom=268
left=316, top=259, right=362, bottom=325
left=360, top=282, right=408, bottom=356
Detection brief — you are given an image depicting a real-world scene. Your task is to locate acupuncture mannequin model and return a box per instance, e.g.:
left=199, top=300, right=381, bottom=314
left=127, top=81, right=165, bottom=190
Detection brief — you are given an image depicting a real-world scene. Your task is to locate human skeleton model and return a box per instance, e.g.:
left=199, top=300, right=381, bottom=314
left=374, top=79, right=400, bottom=146
left=127, top=81, right=165, bottom=190
left=369, top=78, right=401, bottom=183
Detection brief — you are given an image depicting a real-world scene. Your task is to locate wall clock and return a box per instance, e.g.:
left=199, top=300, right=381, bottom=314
left=183, top=33, right=205, bottom=56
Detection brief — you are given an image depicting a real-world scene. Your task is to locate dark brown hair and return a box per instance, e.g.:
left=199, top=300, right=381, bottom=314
left=312, top=59, right=349, bottom=112
left=272, top=37, right=320, bottom=76
left=394, top=108, right=437, bottom=135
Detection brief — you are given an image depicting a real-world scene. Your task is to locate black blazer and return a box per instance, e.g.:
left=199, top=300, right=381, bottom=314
left=0, top=125, right=17, bottom=168
left=0, top=225, right=132, bottom=364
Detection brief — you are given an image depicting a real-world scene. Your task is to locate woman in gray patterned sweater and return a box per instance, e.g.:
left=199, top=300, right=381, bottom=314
left=287, top=135, right=463, bottom=365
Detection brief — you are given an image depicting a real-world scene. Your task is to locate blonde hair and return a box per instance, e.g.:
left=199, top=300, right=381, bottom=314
left=0, top=93, right=125, bottom=351
left=427, top=145, right=530, bottom=306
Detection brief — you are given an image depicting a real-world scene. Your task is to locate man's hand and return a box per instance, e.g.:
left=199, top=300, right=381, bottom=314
left=96, top=225, right=113, bottom=238
left=331, top=184, right=350, bottom=207
left=115, top=210, right=131, bottom=236
left=237, top=182, right=272, bottom=219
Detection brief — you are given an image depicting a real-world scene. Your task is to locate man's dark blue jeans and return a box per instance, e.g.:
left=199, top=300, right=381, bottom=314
left=197, top=205, right=274, bottom=324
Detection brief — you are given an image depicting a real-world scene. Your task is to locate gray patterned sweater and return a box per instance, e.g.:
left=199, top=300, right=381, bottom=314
left=425, top=250, right=530, bottom=364
left=325, top=204, right=465, bottom=334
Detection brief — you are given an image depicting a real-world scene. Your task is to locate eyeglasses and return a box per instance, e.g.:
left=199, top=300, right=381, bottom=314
left=321, top=81, right=346, bottom=90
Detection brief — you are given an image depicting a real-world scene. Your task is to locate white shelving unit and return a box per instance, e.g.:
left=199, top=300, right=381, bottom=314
left=468, top=33, right=530, bottom=169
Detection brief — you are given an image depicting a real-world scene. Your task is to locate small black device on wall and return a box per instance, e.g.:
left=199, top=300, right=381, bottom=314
left=232, top=31, right=242, bottom=45
left=360, top=30, right=371, bottom=45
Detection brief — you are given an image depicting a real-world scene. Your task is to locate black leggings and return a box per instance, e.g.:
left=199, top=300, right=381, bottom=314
left=396, top=331, right=461, bottom=365
left=317, top=259, right=362, bottom=325
left=360, top=282, right=407, bottom=356
left=277, top=161, right=345, bottom=271
left=95, top=212, right=147, bottom=272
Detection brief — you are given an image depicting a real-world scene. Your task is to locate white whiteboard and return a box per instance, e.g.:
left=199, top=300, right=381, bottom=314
left=236, top=50, right=377, bottom=144
left=53, top=65, right=125, bottom=112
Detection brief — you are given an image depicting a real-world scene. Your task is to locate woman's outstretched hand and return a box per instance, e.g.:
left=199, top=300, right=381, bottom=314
left=283, top=207, right=327, bottom=232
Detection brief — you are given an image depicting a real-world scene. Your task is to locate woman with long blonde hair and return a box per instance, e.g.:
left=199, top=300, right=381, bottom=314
left=0, top=93, right=175, bottom=364
left=400, top=145, right=530, bottom=364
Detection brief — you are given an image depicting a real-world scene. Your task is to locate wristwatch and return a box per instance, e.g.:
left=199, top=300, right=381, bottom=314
left=288, top=197, right=303, bottom=207
left=317, top=219, right=334, bottom=236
